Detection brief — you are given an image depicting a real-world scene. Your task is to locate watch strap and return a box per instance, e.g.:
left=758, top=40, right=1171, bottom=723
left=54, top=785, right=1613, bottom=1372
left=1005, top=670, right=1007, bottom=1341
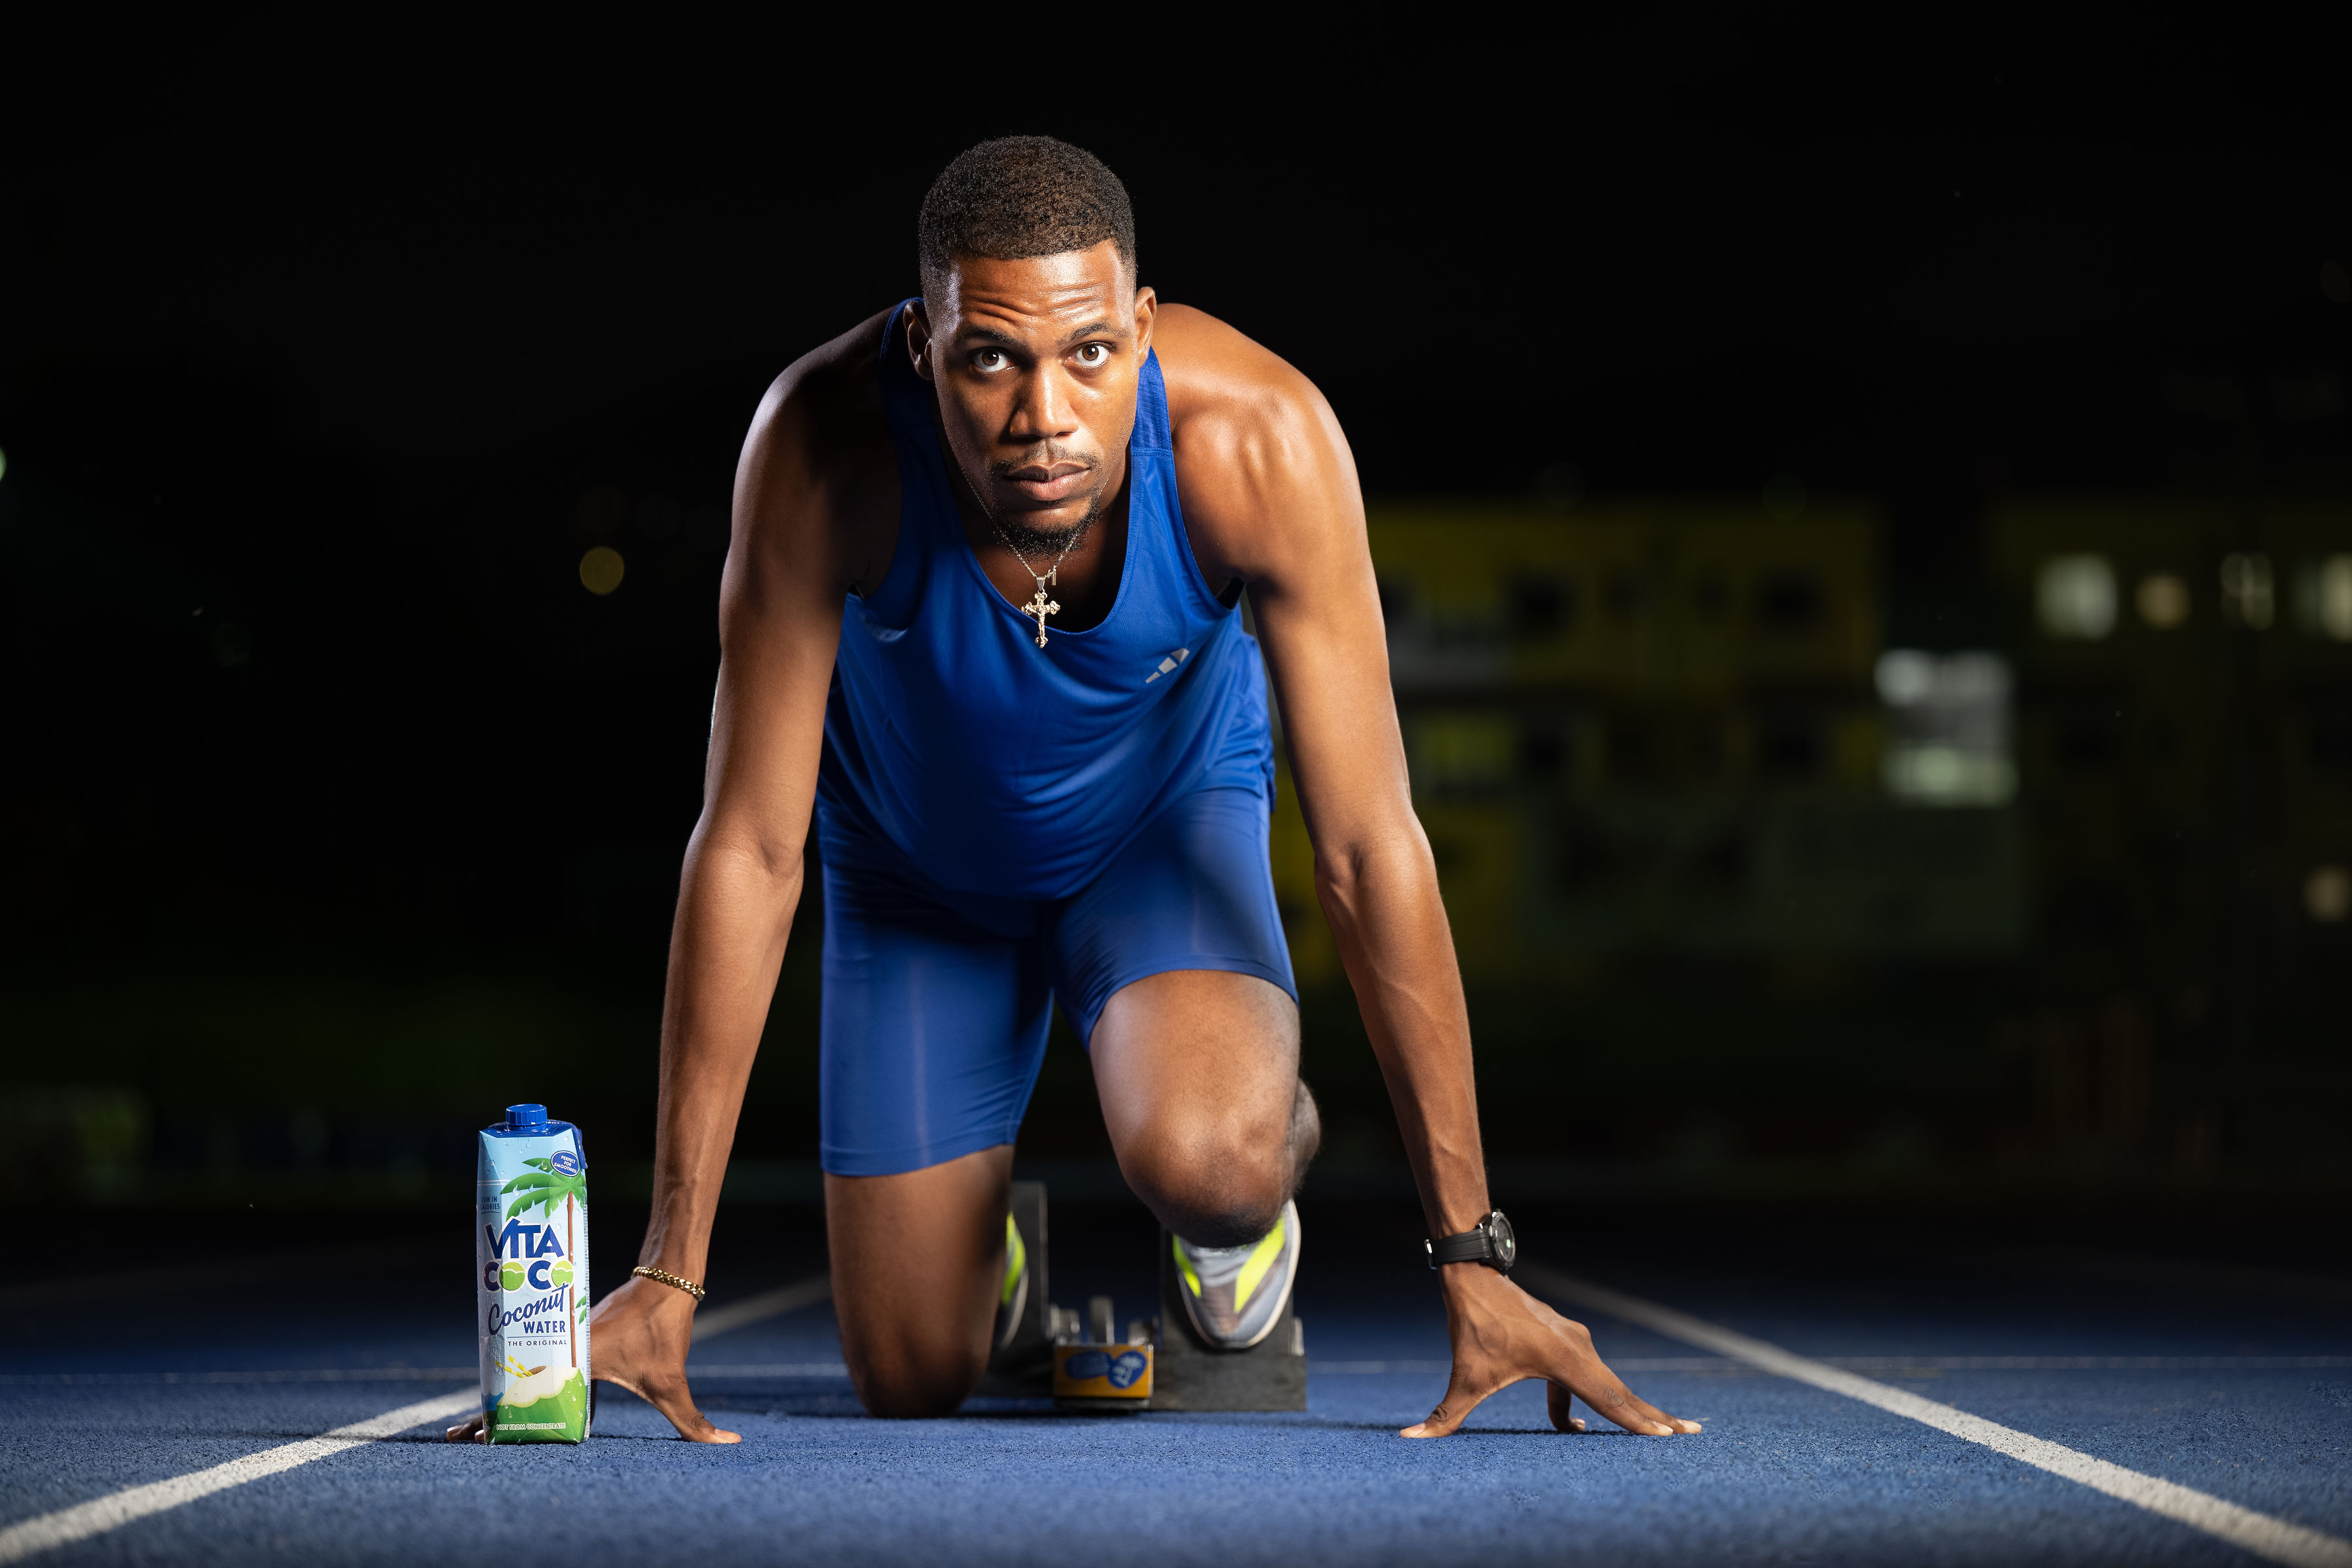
left=1427, top=1223, right=1494, bottom=1267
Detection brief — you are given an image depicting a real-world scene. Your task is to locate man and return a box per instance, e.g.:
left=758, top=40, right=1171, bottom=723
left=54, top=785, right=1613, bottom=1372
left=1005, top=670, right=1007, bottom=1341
left=454, top=136, right=1695, bottom=1444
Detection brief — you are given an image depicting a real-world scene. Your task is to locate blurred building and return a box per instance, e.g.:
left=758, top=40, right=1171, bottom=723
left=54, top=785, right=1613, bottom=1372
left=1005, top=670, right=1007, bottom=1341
left=1273, top=500, right=2025, bottom=989
left=1264, top=493, right=2350, bottom=1186
left=1987, top=495, right=2352, bottom=1176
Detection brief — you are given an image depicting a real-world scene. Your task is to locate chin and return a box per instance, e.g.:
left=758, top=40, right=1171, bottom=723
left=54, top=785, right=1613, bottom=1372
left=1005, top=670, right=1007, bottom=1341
left=996, top=490, right=1107, bottom=554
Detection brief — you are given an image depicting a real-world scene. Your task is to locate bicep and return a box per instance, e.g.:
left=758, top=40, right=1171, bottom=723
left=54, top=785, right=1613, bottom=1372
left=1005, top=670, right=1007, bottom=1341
left=696, top=388, right=853, bottom=870
left=1234, top=411, right=1415, bottom=855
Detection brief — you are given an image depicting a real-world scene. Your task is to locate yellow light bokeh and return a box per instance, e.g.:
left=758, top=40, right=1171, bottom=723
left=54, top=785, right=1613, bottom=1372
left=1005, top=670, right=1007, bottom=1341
left=2135, top=572, right=2190, bottom=629
left=580, top=546, right=626, bottom=596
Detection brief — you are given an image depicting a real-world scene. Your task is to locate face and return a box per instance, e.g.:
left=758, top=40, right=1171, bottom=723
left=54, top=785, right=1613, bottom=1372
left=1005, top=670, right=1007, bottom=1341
left=909, top=241, right=1156, bottom=548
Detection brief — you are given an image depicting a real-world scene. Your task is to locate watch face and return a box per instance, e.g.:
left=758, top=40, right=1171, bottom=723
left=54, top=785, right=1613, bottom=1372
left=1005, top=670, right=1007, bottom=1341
left=1487, top=1211, right=1516, bottom=1267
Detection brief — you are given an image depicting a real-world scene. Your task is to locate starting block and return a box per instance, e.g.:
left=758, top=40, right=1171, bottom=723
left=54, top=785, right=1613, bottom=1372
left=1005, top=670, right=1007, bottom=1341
left=976, top=1180, right=1307, bottom=1413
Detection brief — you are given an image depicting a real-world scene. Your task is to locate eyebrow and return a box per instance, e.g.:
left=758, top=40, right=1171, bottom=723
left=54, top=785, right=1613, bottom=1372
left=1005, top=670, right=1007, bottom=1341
left=951, top=318, right=1127, bottom=350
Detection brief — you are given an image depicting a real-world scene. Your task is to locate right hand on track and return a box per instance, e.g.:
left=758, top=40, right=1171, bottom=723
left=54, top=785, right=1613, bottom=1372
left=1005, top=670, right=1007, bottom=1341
left=444, top=1274, right=740, bottom=1445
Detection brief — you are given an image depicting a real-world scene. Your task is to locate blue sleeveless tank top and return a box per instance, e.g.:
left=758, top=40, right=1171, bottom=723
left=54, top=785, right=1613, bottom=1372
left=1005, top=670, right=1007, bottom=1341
left=815, top=302, right=1274, bottom=900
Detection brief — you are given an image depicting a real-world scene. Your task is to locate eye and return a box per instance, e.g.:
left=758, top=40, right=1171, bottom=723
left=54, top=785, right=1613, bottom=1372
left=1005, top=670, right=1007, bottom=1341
left=1074, top=343, right=1110, bottom=367
left=972, top=349, right=1009, bottom=373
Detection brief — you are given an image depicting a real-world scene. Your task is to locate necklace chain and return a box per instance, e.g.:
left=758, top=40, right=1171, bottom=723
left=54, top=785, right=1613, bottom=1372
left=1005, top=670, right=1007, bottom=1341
left=987, top=517, right=1081, bottom=593
left=958, top=460, right=1081, bottom=647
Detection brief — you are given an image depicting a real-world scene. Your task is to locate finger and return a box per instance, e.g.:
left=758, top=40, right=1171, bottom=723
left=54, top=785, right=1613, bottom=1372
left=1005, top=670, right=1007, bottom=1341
left=1399, top=1369, right=1505, bottom=1439
left=1561, top=1368, right=1684, bottom=1435
left=600, top=1371, right=742, bottom=1445
left=1598, top=1378, right=1701, bottom=1435
left=1544, top=1330, right=1700, bottom=1435
left=443, top=1413, right=487, bottom=1444
left=1544, top=1381, right=1587, bottom=1434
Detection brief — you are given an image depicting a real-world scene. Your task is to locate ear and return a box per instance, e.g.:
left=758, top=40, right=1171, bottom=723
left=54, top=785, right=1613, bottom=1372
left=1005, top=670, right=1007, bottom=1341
left=1131, top=286, right=1158, bottom=361
left=908, top=301, right=936, bottom=382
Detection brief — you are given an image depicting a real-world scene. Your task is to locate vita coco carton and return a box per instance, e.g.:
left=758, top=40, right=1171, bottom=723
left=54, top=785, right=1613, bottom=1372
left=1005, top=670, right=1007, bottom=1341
left=476, top=1103, right=590, bottom=1443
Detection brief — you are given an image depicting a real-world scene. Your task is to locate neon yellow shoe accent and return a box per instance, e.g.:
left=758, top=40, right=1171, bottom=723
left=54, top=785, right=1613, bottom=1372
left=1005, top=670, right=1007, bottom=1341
left=1174, top=1232, right=1203, bottom=1297
left=1233, top=1212, right=1288, bottom=1311
left=1001, top=1213, right=1026, bottom=1308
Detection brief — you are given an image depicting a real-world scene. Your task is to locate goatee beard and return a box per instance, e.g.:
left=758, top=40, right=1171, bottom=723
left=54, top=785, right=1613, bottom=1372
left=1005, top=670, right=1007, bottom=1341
left=997, top=500, right=1102, bottom=561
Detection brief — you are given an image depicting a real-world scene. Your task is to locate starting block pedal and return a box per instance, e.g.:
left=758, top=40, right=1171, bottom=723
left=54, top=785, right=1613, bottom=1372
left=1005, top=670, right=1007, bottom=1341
left=973, top=1181, right=1306, bottom=1414
left=1051, top=1294, right=1154, bottom=1411
left=1149, top=1226, right=1306, bottom=1411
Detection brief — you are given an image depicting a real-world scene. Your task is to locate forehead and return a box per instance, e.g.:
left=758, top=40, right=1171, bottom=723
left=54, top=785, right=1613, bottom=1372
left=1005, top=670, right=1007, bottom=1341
left=938, top=242, right=1130, bottom=336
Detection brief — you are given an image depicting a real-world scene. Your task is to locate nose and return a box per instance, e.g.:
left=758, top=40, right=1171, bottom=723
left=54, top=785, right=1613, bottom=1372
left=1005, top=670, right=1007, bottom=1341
left=1005, top=363, right=1078, bottom=446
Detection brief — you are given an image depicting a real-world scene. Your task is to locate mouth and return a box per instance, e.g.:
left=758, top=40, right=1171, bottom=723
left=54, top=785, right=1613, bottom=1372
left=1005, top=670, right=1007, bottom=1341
left=994, top=459, right=1096, bottom=507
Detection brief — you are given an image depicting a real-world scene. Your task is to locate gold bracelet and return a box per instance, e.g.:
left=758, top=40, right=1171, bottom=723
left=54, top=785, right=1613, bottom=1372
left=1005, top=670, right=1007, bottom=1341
left=631, top=1264, right=706, bottom=1300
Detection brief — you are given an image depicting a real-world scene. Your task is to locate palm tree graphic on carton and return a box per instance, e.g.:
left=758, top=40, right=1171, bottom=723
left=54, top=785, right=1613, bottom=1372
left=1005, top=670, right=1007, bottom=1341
left=501, top=1158, right=589, bottom=1363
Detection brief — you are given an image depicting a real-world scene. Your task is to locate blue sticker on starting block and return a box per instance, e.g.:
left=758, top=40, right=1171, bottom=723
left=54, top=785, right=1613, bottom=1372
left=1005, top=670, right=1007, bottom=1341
left=1064, top=1350, right=1110, bottom=1382
left=1107, top=1350, right=1147, bottom=1390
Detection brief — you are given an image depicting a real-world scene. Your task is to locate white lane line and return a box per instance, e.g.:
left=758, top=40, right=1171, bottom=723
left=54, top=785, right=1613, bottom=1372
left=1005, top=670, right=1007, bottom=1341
left=680, top=1363, right=850, bottom=1377
left=0, top=1271, right=831, bottom=1561
left=1521, top=1265, right=2352, bottom=1568
left=691, top=1271, right=830, bottom=1343
left=0, top=1388, right=475, bottom=1565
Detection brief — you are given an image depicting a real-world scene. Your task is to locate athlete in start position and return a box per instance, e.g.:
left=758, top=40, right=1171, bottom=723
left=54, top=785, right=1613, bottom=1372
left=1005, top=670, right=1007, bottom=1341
left=451, top=137, right=1696, bottom=1444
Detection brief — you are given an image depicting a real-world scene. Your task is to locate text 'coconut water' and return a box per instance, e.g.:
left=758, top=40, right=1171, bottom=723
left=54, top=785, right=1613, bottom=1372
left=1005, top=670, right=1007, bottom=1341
left=476, top=1103, right=590, bottom=1443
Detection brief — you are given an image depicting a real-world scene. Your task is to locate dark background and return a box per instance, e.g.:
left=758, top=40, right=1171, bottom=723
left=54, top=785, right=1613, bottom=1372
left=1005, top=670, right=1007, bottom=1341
left=3, top=22, right=2346, bottom=1215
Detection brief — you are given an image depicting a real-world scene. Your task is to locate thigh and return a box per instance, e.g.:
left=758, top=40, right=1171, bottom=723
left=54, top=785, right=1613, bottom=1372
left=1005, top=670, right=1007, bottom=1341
left=1047, top=785, right=1298, bottom=1045
left=1053, top=788, right=1303, bottom=1226
left=819, top=841, right=1053, bottom=1177
left=825, top=1147, right=1010, bottom=1417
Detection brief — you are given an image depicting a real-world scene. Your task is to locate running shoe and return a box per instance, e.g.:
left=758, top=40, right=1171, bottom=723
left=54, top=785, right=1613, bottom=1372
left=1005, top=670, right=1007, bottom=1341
left=996, top=1211, right=1029, bottom=1348
left=1171, top=1200, right=1301, bottom=1349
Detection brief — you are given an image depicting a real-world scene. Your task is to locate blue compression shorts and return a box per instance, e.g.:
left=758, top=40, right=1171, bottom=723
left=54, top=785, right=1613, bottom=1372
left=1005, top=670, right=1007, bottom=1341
left=815, top=785, right=1298, bottom=1177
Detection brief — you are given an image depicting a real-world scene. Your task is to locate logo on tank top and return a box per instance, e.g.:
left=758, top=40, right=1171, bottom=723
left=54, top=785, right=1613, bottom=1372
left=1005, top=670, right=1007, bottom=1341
left=1145, top=647, right=1191, bottom=685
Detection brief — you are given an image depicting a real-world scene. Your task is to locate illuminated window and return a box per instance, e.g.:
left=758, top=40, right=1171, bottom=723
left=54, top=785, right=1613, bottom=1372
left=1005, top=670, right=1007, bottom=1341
left=2219, top=553, right=2274, bottom=629
left=2307, top=864, right=2351, bottom=923
left=1876, top=650, right=2016, bottom=806
left=2036, top=555, right=2116, bottom=639
left=2298, top=555, right=2352, bottom=642
left=2135, top=573, right=2191, bottom=629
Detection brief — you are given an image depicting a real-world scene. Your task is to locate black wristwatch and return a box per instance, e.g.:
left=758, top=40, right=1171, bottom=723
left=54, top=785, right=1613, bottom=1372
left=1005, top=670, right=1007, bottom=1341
left=1426, top=1209, right=1516, bottom=1275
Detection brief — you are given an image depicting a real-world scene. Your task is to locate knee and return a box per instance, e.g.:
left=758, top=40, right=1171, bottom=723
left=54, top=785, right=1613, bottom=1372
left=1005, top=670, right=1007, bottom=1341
left=841, top=1326, right=987, bottom=1418
left=1119, top=1099, right=1294, bottom=1247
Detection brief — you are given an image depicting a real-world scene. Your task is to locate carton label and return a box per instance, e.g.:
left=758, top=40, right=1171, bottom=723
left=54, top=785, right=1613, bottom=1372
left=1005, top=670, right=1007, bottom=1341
left=476, top=1128, right=590, bottom=1443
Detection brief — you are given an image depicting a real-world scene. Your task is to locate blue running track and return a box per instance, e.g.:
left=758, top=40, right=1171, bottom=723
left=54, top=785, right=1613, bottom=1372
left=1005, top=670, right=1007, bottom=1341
left=3, top=1202, right=2347, bottom=1565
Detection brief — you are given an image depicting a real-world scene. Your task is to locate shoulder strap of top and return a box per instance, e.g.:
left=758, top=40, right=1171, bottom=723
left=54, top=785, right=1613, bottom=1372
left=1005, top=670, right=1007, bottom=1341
left=1132, top=350, right=1171, bottom=453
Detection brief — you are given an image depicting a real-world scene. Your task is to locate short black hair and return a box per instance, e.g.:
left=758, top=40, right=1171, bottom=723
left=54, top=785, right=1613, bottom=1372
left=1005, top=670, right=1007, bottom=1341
left=917, top=136, right=1137, bottom=299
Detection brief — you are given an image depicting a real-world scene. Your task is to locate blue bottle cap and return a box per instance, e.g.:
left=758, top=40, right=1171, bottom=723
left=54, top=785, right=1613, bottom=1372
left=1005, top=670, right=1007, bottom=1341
left=506, top=1103, right=549, bottom=1132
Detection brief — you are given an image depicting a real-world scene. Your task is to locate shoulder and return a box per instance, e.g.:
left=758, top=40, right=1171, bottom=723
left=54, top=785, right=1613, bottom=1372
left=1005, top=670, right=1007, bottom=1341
left=1154, top=304, right=1338, bottom=460
left=747, top=304, right=895, bottom=483
left=738, top=305, right=902, bottom=592
left=1152, top=305, right=1360, bottom=580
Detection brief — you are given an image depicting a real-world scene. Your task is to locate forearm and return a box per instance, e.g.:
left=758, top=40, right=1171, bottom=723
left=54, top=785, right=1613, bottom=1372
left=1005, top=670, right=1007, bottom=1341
left=1315, top=827, right=1490, bottom=1238
left=639, top=826, right=804, bottom=1280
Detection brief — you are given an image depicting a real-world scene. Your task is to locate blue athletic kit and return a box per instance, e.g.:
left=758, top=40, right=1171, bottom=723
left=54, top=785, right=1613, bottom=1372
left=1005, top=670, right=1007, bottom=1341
left=814, top=304, right=1296, bottom=1177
